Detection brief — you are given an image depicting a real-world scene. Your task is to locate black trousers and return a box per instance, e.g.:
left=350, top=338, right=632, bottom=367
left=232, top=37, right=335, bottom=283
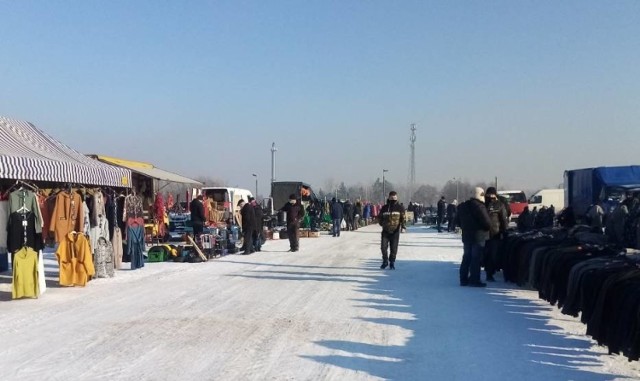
left=242, top=227, right=254, bottom=253
left=436, top=216, right=444, bottom=231
left=381, top=229, right=401, bottom=264
left=288, top=223, right=300, bottom=250
left=484, top=237, right=501, bottom=277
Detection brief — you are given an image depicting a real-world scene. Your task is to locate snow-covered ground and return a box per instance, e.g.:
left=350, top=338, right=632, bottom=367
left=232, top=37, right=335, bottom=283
left=1, top=224, right=639, bottom=381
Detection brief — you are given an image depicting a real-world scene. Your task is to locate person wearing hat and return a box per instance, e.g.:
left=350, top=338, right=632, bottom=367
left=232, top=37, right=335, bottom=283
left=455, top=187, right=491, bottom=287
left=238, top=198, right=256, bottom=254
left=280, top=194, right=305, bottom=252
left=378, top=191, right=406, bottom=270
left=484, top=187, right=508, bottom=282
left=250, top=197, right=265, bottom=252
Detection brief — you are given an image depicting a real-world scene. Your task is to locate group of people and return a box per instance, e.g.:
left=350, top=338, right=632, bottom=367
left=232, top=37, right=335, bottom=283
left=517, top=205, right=555, bottom=232
left=329, top=198, right=364, bottom=237
left=454, top=187, right=509, bottom=287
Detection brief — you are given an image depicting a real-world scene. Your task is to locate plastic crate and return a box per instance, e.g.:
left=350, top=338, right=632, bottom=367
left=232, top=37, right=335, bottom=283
left=146, top=246, right=168, bottom=262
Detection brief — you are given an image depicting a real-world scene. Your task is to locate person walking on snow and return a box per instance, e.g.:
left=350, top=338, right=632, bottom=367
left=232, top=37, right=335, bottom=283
left=378, top=191, right=406, bottom=270
left=483, top=187, right=508, bottom=282
left=447, top=200, right=458, bottom=232
left=330, top=197, right=344, bottom=237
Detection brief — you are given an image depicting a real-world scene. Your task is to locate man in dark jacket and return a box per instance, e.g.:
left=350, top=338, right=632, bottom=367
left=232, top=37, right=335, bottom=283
left=484, top=187, right=508, bottom=282
left=456, top=187, right=491, bottom=287
left=330, top=197, right=344, bottom=237
left=343, top=200, right=354, bottom=231
left=239, top=199, right=256, bottom=254
left=354, top=199, right=363, bottom=230
left=437, top=196, right=446, bottom=232
left=378, top=191, right=406, bottom=270
left=251, top=197, right=264, bottom=252
left=190, top=195, right=206, bottom=239
left=280, top=194, right=305, bottom=252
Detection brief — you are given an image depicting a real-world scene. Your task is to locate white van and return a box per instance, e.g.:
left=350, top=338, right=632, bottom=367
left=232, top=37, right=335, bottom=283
left=528, top=188, right=564, bottom=212
left=201, top=187, right=253, bottom=222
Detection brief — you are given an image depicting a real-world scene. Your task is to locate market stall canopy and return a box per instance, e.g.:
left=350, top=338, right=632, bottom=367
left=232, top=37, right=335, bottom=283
left=91, top=155, right=202, bottom=185
left=0, top=116, right=132, bottom=187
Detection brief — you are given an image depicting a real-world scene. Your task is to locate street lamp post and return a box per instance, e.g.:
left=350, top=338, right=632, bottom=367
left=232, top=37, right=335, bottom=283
left=453, top=177, right=459, bottom=201
left=382, top=169, right=389, bottom=202
left=252, top=174, right=258, bottom=198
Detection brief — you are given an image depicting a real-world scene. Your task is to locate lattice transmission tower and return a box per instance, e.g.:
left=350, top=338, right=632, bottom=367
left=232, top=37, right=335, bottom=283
left=408, top=123, right=417, bottom=201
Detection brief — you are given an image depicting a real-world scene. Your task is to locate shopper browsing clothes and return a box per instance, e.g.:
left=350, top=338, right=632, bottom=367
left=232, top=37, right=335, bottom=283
left=251, top=197, right=264, bottom=252
left=456, top=187, right=491, bottom=287
left=280, top=194, right=305, bottom=252
left=378, top=191, right=406, bottom=270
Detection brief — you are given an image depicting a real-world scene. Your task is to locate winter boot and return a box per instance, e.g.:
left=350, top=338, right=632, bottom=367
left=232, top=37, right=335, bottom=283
left=380, top=261, right=388, bottom=269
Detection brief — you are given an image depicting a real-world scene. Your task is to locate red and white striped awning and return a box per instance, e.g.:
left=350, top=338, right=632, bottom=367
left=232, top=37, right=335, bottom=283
left=0, top=116, right=131, bottom=188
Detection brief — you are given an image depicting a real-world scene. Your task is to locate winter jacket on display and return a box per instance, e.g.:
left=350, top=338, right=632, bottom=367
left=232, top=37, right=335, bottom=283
left=94, top=237, right=115, bottom=278
left=50, top=191, right=84, bottom=244
left=12, top=247, right=39, bottom=299
left=456, top=199, right=491, bottom=245
left=7, top=212, right=44, bottom=254
left=56, top=232, right=95, bottom=287
left=9, top=189, right=43, bottom=234
left=378, top=201, right=406, bottom=233
left=485, top=199, right=508, bottom=237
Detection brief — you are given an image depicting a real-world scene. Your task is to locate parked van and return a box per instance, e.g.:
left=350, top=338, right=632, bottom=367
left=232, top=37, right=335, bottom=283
left=528, top=188, right=564, bottom=213
left=201, top=187, right=253, bottom=222
left=497, top=190, right=527, bottom=220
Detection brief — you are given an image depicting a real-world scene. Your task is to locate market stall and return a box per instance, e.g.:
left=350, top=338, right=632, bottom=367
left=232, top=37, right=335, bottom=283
left=0, top=116, right=133, bottom=300
left=89, top=155, right=202, bottom=245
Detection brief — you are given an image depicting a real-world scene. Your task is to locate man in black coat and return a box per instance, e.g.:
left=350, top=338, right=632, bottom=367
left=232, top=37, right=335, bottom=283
left=190, top=195, right=206, bottom=239
left=343, top=200, right=354, bottom=231
left=239, top=199, right=256, bottom=254
left=330, top=197, right=344, bottom=237
left=378, top=191, right=406, bottom=270
left=484, top=187, right=508, bottom=282
left=437, top=196, right=447, bottom=232
left=456, top=187, right=491, bottom=287
left=280, top=194, right=305, bottom=252
left=251, top=197, right=264, bottom=252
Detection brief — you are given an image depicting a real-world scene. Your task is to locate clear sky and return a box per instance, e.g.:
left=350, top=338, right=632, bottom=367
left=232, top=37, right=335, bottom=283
left=1, top=1, right=639, bottom=195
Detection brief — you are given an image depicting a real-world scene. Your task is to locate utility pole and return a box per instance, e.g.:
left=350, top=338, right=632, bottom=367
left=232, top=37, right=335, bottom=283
left=252, top=174, right=258, bottom=198
left=270, top=142, right=277, bottom=196
left=383, top=169, right=389, bottom=203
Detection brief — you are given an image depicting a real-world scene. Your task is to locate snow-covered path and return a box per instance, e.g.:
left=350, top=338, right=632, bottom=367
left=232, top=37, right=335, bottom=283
left=1, top=224, right=639, bottom=381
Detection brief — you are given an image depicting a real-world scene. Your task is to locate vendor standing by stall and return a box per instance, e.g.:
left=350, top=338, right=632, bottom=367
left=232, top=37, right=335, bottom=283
left=190, top=195, right=205, bottom=239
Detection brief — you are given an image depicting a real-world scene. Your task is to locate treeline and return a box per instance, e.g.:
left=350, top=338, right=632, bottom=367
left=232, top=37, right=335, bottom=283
left=317, top=178, right=497, bottom=207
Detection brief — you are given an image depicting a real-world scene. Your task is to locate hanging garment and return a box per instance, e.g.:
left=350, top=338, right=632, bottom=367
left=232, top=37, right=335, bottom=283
left=37, top=250, right=46, bottom=295
left=127, top=220, right=145, bottom=270
left=111, top=227, right=123, bottom=270
left=123, top=194, right=144, bottom=221
left=82, top=201, right=91, bottom=236
left=37, top=193, right=51, bottom=238
left=12, top=246, right=39, bottom=299
left=9, top=189, right=43, bottom=234
left=94, top=237, right=115, bottom=278
left=89, top=215, right=110, bottom=255
left=153, top=193, right=166, bottom=238
left=56, top=232, right=95, bottom=287
left=0, top=200, right=9, bottom=250
left=7, top=212, right=44, bottom=254
left=91, top=191, right=106, bottom=227
left=49, top=191, right=84, bottom=244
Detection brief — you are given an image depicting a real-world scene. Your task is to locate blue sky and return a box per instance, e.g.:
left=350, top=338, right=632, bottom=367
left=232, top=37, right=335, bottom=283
left=1, top=1, right=639, bottom=196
